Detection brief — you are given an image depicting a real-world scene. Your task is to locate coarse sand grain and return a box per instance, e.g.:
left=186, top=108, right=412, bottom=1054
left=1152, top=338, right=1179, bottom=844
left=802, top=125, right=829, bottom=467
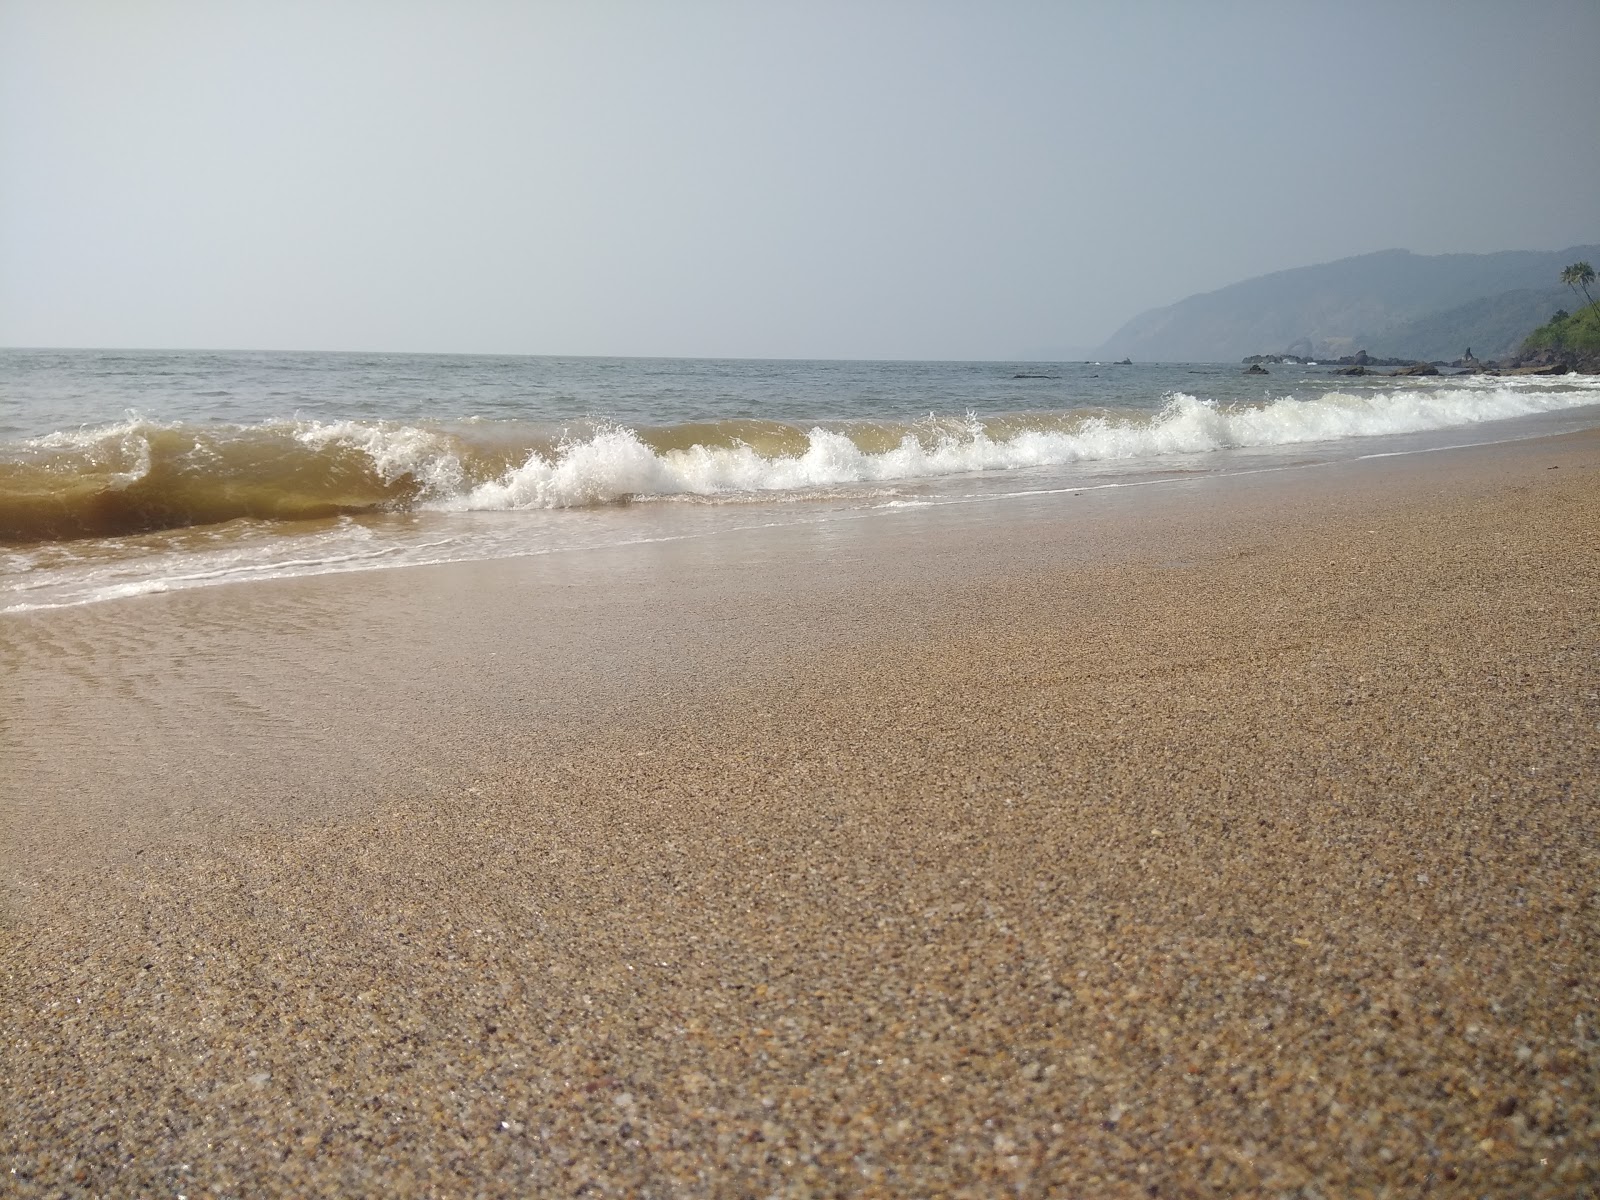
left=3, top=432, right=1598, bottom=1196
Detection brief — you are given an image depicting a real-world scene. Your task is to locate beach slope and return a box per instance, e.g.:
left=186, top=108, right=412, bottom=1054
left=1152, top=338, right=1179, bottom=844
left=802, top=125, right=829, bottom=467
left=3, top=433, right=1597, bottom=1196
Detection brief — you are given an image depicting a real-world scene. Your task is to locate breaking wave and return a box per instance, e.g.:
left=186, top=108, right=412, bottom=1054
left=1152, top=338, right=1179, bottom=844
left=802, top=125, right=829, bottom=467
left=2, top=383, right=1595, bottom=543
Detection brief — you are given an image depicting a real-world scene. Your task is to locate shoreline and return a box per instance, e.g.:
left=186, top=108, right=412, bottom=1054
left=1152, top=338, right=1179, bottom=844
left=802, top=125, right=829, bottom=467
left=7, top=376, right=1598, bottom=615
left=4, top=430, right=1598, bottom=1194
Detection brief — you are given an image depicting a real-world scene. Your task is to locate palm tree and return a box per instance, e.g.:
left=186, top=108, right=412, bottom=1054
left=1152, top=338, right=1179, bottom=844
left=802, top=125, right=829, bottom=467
left=1560, top=261, right=1597, bottom=315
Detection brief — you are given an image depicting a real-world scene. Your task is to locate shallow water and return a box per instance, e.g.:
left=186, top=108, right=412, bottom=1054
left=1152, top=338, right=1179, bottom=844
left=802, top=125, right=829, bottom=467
left=3, top=349, right=1598, bottom=610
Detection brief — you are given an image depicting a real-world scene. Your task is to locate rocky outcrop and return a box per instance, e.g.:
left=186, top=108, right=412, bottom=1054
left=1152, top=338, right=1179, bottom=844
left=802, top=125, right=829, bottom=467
left=1388, top=363, right=1440, bottom=377
left=1330, top=350, right=1415, bottom=368
left=1502, top=344, right=1596, bottom=374
left=1505, top=362, right=1573, bottom=375
left=1244, top=363, right=1269, bottom=375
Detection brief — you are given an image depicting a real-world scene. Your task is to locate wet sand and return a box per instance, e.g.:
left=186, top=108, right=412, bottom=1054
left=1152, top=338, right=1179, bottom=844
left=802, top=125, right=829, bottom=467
left=3, top=432, right=1598, bottom=1196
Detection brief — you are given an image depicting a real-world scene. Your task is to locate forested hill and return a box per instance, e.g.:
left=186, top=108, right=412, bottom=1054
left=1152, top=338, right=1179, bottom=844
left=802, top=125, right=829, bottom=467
left=1095, top=245, right=1600, bottom=363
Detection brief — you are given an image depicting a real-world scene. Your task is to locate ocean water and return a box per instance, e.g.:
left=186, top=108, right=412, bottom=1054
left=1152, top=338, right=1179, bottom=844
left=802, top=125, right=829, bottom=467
left=3, top=348, right=1598, bottom=612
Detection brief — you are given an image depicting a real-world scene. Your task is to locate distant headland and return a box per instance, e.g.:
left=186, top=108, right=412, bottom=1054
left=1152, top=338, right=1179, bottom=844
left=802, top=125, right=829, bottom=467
left=1094, top=245, right=1600, bottom=371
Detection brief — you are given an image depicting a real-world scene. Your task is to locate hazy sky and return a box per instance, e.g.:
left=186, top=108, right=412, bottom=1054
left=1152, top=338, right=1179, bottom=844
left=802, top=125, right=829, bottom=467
left=3, top=1, right=1598, bottom=359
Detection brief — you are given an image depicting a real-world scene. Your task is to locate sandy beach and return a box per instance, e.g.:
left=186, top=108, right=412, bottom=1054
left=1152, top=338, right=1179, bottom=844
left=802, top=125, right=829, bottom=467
left=3, top=432, right=1597, bottom=1196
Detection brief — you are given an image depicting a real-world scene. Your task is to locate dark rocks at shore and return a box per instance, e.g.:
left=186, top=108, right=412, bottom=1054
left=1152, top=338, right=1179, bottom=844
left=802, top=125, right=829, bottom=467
left=1333, top=351, right=1417, bottom=368
left=1447, top=359, right=1577, bottom=377
left=1244, top=349, right=1425, bottom=369
left=1502, top=344, right=1596, bottom=375
left=1242, top=342, right=1595, bottom=376
left=1502, top=361, right=1576, bottom=376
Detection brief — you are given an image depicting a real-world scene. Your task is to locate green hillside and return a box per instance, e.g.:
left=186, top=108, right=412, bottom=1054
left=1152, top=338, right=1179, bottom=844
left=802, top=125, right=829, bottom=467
left=1521, top=303, right=1600, bottom=357
left=1361, top=287, right=1573, bottom=362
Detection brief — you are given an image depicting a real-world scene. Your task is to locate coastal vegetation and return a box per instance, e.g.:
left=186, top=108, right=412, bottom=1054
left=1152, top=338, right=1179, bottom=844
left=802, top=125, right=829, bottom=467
left=1514, top=262, right=1600, bottom=369
left=1561, top=260, right=1597, bottom=313
left=1520, top=300, right=1600, bottom=357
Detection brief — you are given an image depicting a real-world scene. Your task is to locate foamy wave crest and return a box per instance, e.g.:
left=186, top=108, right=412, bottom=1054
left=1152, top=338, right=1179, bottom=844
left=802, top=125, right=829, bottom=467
left=441, top=384, right=1596, bottom=511
left=0, top=415, right=479, bottom=542
left=294, top=419, right=469, bottom=498
left=4, top=381, right=1595, bottom=542
left=26, top=414, right=158, bottom=486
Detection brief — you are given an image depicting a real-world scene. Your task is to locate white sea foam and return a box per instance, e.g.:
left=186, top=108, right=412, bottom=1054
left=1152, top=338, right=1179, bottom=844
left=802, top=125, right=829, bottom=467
left=438, top=383, right=1600, bottom=511
left=7, top=378, right=1599, bottom=614
left=99, top=579, right=171, bottom=600
left=293, top=419, right=469, bottom=498
left=24, top=412, right=148, bottom=450
left=25, top=414, right=157, bottom=485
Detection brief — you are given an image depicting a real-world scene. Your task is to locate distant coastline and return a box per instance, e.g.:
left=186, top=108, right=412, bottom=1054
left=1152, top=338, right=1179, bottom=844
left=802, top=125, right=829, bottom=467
left=1096, top=244, right=1600, bottom=366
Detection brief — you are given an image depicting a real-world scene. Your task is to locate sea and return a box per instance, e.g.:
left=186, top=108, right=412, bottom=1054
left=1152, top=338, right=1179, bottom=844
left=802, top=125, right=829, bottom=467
left=3, top=348, right=1598, bottom=613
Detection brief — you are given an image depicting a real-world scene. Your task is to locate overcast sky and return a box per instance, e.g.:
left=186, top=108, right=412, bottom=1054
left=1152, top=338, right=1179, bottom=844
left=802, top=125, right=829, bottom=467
left=3, top=1, right=1598, bottom=359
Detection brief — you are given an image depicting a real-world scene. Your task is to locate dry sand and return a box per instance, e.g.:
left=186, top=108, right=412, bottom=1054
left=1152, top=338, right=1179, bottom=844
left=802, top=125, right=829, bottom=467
left=3, top=433, right=1598, bottom=1196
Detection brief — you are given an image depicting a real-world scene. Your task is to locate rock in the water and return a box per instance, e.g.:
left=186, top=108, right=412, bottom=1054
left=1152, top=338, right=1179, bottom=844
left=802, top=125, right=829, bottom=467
left=1331, top=351, right=1413, bottom=368
left=1244, top=363, right=1269, bottom=375
left=1389, top=363, right=1439, bottom=377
